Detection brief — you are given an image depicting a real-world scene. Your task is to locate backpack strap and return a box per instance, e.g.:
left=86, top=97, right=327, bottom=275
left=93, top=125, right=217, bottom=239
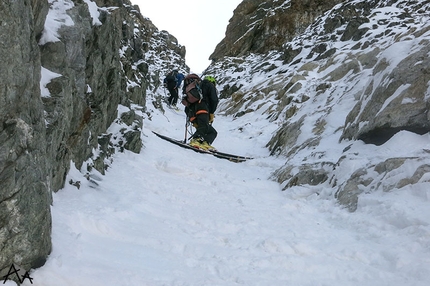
left=196, top=110, right=208, bottom=115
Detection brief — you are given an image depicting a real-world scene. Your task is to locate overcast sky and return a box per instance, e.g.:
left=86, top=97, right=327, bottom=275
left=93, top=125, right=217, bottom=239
left=130, top=0, right=242, bottom=74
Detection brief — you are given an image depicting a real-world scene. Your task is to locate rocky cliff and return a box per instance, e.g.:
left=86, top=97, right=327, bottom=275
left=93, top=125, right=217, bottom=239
left=206, top=0, right=430, bottom=211
left=0, top=0, right=187, bottom=277
left=210, top=0, right=344, bottom=60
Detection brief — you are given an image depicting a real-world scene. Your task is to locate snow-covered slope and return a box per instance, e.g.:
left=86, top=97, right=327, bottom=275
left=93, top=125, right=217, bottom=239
left=16, top=101, right=430, bottom=286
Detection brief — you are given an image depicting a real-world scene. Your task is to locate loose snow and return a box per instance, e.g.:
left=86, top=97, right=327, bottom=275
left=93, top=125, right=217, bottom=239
left=38, top=0, right=75, bottom=45
left=82, top=0, right=102, bottom=26
left=40, top=67, right=62, bottom=98
left=12, top=103, right=430, bottom=286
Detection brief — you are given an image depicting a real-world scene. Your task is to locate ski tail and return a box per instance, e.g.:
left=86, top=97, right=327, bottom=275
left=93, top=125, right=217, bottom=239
left=210, top=149, right=253, bottom=160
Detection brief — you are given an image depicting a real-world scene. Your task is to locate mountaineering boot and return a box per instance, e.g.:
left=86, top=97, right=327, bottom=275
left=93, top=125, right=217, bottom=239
left=189, top=136, right=216, bottom=151
left=200, top=141, right=217, bottom=151
left=189, top=137, right=203, bottom=149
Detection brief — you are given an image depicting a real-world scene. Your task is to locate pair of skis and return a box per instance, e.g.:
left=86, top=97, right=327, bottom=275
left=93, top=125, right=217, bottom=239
left=152, top=131, right=253, bottom=163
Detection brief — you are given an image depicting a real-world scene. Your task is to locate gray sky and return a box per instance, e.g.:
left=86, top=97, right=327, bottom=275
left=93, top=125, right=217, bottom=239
left=130, top=0, right=242, bottom=73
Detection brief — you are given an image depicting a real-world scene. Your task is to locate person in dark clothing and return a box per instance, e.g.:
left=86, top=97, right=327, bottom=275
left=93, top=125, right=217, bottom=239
left=181, top=74, right=219, bottom=150
left=163, top=70, right=185, bottom=107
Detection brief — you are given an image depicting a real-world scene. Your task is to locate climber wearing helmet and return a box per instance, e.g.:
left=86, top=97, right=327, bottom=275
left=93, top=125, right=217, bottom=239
left=182, top=74, right=219, bottom=150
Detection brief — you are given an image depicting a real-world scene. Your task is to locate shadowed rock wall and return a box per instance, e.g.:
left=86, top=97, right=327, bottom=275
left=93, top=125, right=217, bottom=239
left=0, top=0, right=187, bottom=277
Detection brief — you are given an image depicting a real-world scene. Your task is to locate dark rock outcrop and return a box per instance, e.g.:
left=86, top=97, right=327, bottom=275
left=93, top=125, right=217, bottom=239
left=210, top=0, right=343, bottom=61
left=0, top=0, right=52, bottom=275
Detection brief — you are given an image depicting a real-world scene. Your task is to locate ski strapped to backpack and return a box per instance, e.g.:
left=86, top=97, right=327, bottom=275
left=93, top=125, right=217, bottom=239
left=181, top=73, right=203, bottom=107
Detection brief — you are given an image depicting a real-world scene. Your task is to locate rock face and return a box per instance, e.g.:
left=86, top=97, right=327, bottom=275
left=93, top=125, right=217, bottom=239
left=341, top=43, right=430, bottom=145
left=0, top=0, right=51, bottom=275
left=206, top=0, right=430, bottom=212
left=210, top=0, right=343, bottom=61
left=0, top=0, right=187, bottom=276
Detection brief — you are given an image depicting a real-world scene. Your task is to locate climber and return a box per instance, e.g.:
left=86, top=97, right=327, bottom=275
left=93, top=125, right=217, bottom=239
left=163, top=70, right=185, bottom=107
left=181, top=75, right=219, bottom=150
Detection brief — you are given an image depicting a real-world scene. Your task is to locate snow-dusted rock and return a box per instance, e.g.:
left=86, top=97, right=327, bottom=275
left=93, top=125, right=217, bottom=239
left=206, top=0, right=430, bottom=212
left=0, top=0, right=187, bottom=275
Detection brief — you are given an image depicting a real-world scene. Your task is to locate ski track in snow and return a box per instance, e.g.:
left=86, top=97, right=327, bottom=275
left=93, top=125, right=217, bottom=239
left=18, top=106, right=430, bottom=286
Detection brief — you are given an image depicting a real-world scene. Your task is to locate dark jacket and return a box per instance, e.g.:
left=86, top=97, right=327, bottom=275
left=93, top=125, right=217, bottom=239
left=164, top=73, right=177, bottom=89
left=200, top=79, right=218, bottom=114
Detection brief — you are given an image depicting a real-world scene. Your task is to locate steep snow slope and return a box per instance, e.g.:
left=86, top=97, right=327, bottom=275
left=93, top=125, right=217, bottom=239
left=14, top=97, right=430, bottom=286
